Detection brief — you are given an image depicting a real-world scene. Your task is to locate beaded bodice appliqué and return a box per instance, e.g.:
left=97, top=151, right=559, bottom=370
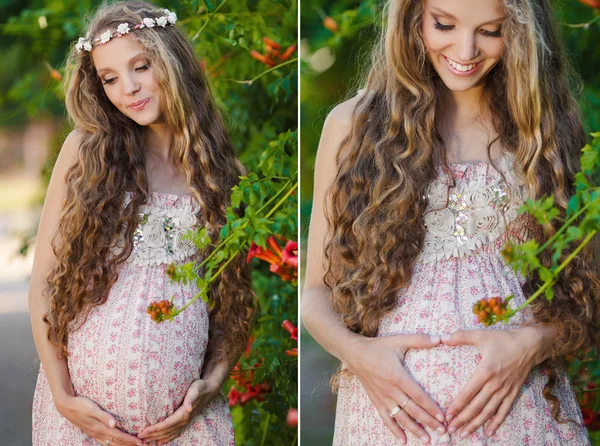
left=418, top=152, right=530, bottom=263
left=112, top=191, right=202, bottom=266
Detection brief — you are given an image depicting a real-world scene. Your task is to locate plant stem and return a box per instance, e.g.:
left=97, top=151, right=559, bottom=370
left=192, top=0, right=229, bottom=41
left=197, top=180, right=292, bottom=268
left=226, top=58, right=298, bottom=85
left=264, top=183, right=298, bottom=219
left=511, top=230, right=597, bottom=315
left=260, top=413, right=272, bottom=446
left=174, top=179, right=298, bottom=316
left=536, top=194, right=600, bottom=255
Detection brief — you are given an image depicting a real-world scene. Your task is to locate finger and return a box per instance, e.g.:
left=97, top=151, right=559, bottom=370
left=374, top=403, right=407, bottom=444
left=399, top=371, right=445, bottom=423
left=392, top=333, right=442, bottom=350
left=393, top=404, right=430, bottom=444
left=485, top=387, right=519, bottom=437
left=138, top=407, right=187, bottom=438
left=458, top=391, right=504, bottom=438
left=448, top=383, right=497, bottom=434
left=184, top=385, right=201, bottom=412
left=440, top=330, right=482, bottom=347
left=402, top=396, right=446, bottom=435
left=142, top=423, right=187, bottom=441
left=445, top=365, right=488, bottom=421
left=149, top=425, right=185, bottom=443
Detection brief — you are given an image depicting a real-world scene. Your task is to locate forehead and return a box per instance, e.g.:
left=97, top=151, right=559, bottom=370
left=91, top=34, right=146, bottom=72
left=424, top=0, right=505, bottom=22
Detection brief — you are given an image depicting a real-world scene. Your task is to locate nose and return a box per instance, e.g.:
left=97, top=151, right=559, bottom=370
left=123, top=73, right=141, bottom=96
left=455, top=32, right=480, bottom=62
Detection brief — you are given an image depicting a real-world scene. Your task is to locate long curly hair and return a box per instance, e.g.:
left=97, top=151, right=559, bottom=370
left=324, top=0, right=600, bottom=419
left=44, top=0, right=256, bottom=363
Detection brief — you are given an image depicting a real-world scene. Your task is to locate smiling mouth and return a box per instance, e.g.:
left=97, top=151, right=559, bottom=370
left=128, top=98, right=151, bottom=110
left=443, top=56, right=482, bottom=76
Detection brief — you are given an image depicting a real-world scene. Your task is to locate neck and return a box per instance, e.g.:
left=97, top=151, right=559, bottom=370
left=143, top=122, right=173, bottom=162
left=441, top=85, right=488, bottom=127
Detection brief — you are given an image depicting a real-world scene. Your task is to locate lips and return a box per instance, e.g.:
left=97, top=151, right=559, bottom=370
left=128, top=98, right=151, bottom=110
left=442, top=55, right=482, bottom=77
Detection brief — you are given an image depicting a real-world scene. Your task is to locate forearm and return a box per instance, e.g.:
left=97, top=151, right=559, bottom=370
left=300, top=285, right=362, bottom=363
left=522, top=322, right=559, bottom=365
left=28, top=281, right=75, bottom=406
left=200, top=329, right=243, bottom=391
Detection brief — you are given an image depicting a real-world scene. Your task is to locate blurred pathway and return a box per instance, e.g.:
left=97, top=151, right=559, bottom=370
left=0, top=208, right=39, bottom=445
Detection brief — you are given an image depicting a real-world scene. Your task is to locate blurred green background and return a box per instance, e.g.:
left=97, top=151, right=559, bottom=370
left=300, top=0, right=600, bottom=444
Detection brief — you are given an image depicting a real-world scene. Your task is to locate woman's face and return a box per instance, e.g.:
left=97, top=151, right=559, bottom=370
left=421, top=0, right=505, bottom=92
left=92, top=34, right=164, bottom=126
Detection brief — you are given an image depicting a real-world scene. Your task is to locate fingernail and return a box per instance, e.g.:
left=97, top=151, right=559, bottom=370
left=487, top=430, right=495, bottom=437
left=448, top=426, right=456, bottom=434
left=108, top=419, right=115, bottom=428
left=436, top=427, right=446, bottom=434
left=430, top=335, right=440, bottom=343
left=460, top=430, right=469, bottom=439
left=397, top=438, right=405, bottom=445
left=436, top=414, right=445, bottom=422
left=441, top=334, right=451, bottom=342
left=446, top=413, right=454, bottom=422
left=421, top=436, right=429, bottom=443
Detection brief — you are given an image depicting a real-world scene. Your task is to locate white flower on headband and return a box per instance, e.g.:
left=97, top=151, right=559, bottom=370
left=76, top=37, right=92, bottom=52
left=75, top=9, right=177, bottom=53
left=100, top=30, right=112, bottom=44
left=117, top=23, right=130, bottom=35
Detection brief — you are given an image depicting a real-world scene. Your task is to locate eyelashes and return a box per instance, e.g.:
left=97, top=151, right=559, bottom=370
left=102, top=64, right=150, bottom=85
left=433, top=18, right=502, bottom=38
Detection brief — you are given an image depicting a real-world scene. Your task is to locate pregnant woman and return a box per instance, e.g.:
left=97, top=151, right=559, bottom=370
left=29, top=2, right=254, bottom=445
left=302, top=0, right=600, bottom=444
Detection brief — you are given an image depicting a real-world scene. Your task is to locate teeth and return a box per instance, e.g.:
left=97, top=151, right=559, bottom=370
left=446, top=57, right=475, bottom=72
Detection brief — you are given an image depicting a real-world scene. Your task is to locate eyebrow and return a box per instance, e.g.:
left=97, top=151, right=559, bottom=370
left=96, top=52, right=146, bottom=75
left=430, top=6, right=505, bottom=25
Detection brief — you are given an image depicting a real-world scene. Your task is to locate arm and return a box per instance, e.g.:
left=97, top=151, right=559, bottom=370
left=301, top=96, right=447, bottom=444
left=29, top=130, right=81, bottom=408
left=29, top=130, right=142, bottom=446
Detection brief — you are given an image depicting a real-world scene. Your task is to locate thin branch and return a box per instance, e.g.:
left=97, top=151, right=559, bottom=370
left=191, top=0, right=229, bottom=41
left=562, top=14, right=600, bottom=29
left=224, top=58, right=298, bottom=85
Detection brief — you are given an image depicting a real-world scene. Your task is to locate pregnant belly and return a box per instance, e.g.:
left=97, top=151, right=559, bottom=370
left=402, top=344, right=480, bottom=410
left=67, top=272, right=209, bottom=434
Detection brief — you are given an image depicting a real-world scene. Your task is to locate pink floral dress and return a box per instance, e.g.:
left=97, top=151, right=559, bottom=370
left=32, top=191, right=235, bottom=445
left=332, top=152, right=590, bottom=445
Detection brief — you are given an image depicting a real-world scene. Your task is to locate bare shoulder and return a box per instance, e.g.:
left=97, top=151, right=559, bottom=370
left=316, top=94, right=363, bottom=170
left=57, top=129, right=84, bottom=168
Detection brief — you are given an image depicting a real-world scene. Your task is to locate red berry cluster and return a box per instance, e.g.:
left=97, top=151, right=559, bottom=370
left=227, top=361, right=270, bottom=407
left=472, top=297, right=508, bottom=326
left=250, top=37, right=297, bottom=68
left=146, top=300, right=174, bottom=322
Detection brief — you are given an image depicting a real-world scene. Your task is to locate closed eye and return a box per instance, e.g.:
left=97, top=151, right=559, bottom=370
left=433, top=18, right=502, bottom=38
left=101, top=64, right=149, bottom=85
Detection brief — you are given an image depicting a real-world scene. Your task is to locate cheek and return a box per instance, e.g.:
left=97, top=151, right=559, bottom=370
left=421, top=21, right=446, bottom=56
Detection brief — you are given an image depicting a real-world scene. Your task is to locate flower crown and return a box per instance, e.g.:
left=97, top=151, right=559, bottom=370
left=75, top=9, right=177, bottom=53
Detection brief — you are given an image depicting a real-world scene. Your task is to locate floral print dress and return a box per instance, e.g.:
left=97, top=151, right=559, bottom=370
left=332, top=152, right=590, bottom=445
left=32, top=191, right=234, bottom=445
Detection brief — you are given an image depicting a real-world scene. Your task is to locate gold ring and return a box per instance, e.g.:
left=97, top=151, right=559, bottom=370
left=402, top=397, right=411, bottom=409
